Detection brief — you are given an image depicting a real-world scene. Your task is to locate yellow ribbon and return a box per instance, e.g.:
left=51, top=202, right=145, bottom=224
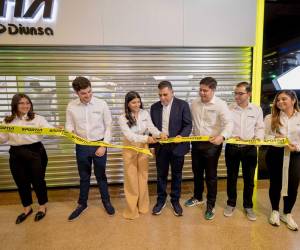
left=159, top=136, right=210, bottom=143
left=1, top=124, right=290, bottom=156
left=159, top=136, right=289, bottom=146
left=0, top=125, right=152, bottom=156
left=225, top=137, right=289, bottom=146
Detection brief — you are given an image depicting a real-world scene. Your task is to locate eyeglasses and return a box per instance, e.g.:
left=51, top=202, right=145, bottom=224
left=233, top=92, right=248, bottom=96
left=159, top=93, right=169, bottom=97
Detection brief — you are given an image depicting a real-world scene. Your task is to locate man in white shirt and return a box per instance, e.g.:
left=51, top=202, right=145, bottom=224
left=185, top=77, right=233, bottom=220
left=223, top=82, right=264, bottom=221
left=65, top=76, right=115, bottom=221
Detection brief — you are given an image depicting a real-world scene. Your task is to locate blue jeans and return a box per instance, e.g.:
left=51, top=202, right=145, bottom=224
left=75, top=144, right=110, bottom=206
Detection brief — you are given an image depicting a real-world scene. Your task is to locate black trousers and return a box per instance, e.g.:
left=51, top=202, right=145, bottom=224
left=9, top=142, right=48, bottom=207
left=225, top=144, right=257, bottom=208
left=191, top=142, right=222, bottom=209
left=155, top=144, right=185, bottom=203
left=266, top=146, right=300, bottom=214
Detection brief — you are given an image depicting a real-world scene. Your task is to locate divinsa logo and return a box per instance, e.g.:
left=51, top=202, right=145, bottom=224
left=0, top=0, right=56, bottom=36
left=0, top=23, right=53, bottom=35
left=0, top=23, right=54, bottom=36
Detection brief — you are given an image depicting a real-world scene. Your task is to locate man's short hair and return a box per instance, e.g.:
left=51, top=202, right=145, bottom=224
left=72, top=76, right=91, bottom=92
left=236, top=82, right=252, bottom=93
left=158, top=80, right=173, bottom=90
left=199, top=77, right=217, bottom=89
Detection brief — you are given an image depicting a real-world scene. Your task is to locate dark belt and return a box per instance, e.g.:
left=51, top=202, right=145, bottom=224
left=91, top=138, right=104, bottom=142
left=228, top=143, right=254, bottom=148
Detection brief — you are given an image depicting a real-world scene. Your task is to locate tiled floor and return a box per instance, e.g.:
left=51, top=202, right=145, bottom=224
left=0, top=179, right=299, bottom=250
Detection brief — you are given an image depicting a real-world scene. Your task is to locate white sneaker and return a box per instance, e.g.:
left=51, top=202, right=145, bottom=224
left=223, top=205, right=235, bottom=217
left=245, top=208, right=257, bottom=221
left=269, top=210, right=280, bottom=226
left=280, top=213, right=298, bottom=231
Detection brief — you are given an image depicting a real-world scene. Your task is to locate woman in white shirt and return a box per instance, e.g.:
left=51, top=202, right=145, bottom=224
left=0, top=94, right=50, bottom=224
left=118, top=91, right=164, bottom=219
left=264, top=90, right=300, bottom=231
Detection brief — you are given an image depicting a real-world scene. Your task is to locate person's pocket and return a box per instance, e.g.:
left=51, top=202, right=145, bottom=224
left=204, top=109, right=217, bottom=126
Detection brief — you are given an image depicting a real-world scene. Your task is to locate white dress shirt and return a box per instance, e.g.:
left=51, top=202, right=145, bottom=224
left=162, top=98, right=173, bottom=135
left=0, top=114, right=51, bottom=146
left=191, top=96, right=233, bottom=138
left=118, top=109, right=161, bottom=143
left=65, top=97, right=112, bottom=143
left=264, top=111, right=300, bottom=151
left=229, top=102, right=264, bottom=140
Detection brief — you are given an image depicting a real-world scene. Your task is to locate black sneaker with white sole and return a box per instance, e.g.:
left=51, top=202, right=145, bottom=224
left=152, top=202, right=166, bottom=215
left=171, top=201, right=183, bottom=216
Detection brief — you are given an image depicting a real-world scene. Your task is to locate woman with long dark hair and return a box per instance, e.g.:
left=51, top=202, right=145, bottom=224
left=0, top=93, right=51, bottom=224
left=265, top=90, right=300, bottom=231
left=118, top=91, right=164, bottom=219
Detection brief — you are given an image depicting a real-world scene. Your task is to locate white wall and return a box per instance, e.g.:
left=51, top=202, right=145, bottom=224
left=101, top=0, right=183, bottom=46
left=184, top=0, right=256, bottom=46
left=0, top=0, right=256, bottom=46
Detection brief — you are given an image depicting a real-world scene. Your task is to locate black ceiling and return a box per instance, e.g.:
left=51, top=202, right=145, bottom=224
left=264, top=0, right=300, bottom=50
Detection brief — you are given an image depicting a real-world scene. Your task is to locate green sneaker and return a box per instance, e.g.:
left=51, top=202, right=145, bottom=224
left=205, top=208, right=215, bottom=220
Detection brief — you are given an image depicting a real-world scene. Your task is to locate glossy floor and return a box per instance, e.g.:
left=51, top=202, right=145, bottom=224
left=0, top=180, right=299, bottom=250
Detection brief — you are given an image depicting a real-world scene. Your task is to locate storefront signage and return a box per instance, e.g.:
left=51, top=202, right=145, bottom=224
left=0, top=0, right=56, bottom=36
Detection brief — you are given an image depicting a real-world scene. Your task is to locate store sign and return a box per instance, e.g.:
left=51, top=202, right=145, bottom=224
left=0, top=0, right=56, bottom=36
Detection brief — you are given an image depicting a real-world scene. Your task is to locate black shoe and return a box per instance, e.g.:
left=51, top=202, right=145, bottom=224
left=68, top=204, right=88, bottom=221
left=171, top=201, right=183, bottom=216
left=103, top=201, right=115, bottom=215
left=34, top=208, right=47, bottom=222
left=16, top=208, right=33, bottom=224
left=152, top=201, right=166, bottom=215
